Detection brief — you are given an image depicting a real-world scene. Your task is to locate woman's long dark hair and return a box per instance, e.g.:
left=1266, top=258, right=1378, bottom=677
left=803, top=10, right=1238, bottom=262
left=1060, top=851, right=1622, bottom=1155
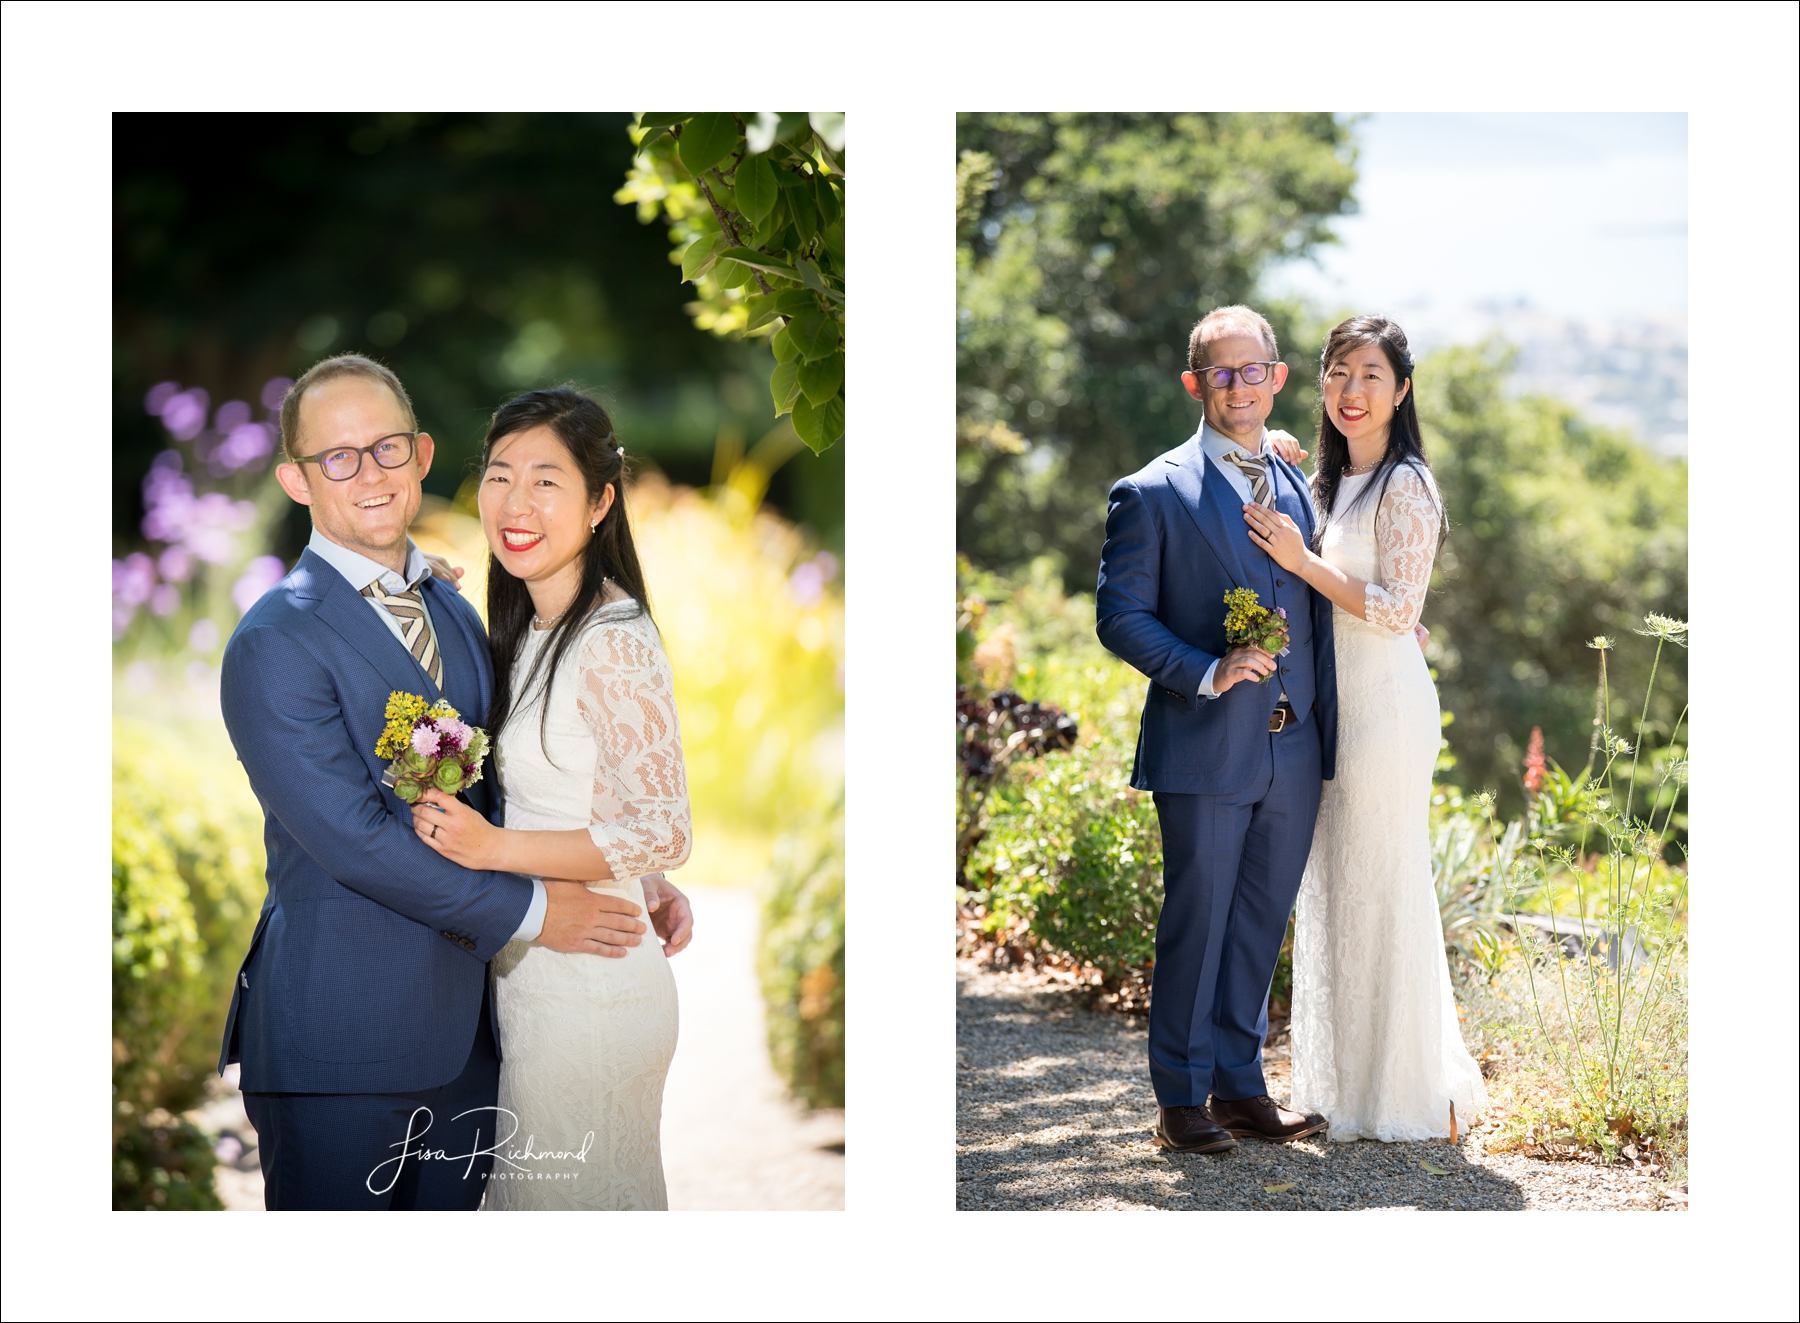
left=482, top=386, right=653, bottom=765
left=1309, top=315, right=1444, bottom=549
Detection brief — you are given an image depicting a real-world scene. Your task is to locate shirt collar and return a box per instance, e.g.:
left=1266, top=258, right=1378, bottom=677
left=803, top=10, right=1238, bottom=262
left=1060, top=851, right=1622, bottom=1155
left=306, top=527, right=430, bottom=595
left=1199, top=419, right=1268, bottom=462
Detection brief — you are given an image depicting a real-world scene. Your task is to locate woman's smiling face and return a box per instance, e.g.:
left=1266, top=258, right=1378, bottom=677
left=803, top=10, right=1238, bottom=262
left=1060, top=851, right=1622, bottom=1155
left=479, top=424, right=612, bottom=588
left=1322, top=342, right=1409, bottom=446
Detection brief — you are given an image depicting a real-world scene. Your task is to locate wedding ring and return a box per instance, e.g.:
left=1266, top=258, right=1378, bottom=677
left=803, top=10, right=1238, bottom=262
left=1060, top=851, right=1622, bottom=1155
left=431, top=823, right=439, bottom=839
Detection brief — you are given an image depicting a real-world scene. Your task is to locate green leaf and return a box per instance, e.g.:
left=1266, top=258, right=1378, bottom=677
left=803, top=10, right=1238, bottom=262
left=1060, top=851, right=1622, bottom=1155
left=791, top=393, right=845, bottom=454
left=770, top=325, right=801, bottom=363
left=680, top=232, right=722, bottom=282
left=786, top=307, right=841, bottom=362
left=677, top=113, right=739, bottom=176
left=637, top=113, right=692, bottom=128
left=718, top=246, right=802, bottom=283
left=769, top=359, right=802, bottom=415
left=797, top=351, right=843, bottom=405
left=795, top=258, right=844, bottom=305
left=1419, top=1160, right=1451, bottom=1176
left=745, top=289, right=815, bottom=331
left=814, top=175, right=842, bottom=227
left=788, top=178, right=819, bottom=242
left=713, top=258, right=755, bottom=290
left=737, top=154, right=779, bottom=225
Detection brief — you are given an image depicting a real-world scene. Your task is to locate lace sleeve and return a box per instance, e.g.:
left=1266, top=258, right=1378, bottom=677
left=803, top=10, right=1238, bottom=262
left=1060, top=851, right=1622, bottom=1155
left=1364, top=465, right=1440, bottom=633
left=575, top=619, right=692, bottom=879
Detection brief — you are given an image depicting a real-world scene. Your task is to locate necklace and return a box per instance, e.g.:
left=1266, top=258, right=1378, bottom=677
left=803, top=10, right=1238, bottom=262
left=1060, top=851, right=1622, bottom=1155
left=531, top=577, right=612, bottom=630
left=1344, top=458, right=1382, bottom=475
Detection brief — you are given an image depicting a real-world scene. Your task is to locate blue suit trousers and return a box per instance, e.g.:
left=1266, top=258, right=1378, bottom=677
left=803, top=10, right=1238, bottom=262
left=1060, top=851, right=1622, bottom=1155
left=1149, top=715, right=1322, bottom=1107
left=244, top=985, right=501, bottom=1210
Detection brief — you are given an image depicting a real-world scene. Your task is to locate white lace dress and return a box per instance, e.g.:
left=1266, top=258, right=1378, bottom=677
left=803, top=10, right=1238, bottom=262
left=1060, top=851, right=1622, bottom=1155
left=486, top=600, right=690, bottom=1210
left=1290, top=464, right=1487, bottom=1142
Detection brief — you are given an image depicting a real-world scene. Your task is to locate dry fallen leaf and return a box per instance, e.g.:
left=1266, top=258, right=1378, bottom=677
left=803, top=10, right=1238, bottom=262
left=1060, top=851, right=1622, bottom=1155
left=1263, top=1183, right=1296, bottom=1193
left=1420, top=1160, right=1451, bottom=1176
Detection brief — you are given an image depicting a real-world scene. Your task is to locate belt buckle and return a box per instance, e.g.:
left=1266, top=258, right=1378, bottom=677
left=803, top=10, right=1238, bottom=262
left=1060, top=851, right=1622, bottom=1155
left=1269, top=704, right=1289, bottom=733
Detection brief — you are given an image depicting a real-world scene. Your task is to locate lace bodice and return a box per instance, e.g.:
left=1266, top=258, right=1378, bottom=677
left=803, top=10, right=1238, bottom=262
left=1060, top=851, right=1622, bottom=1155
left=1317, top=463, right=1440, bottom=634
left=496, top=601, right=691, bottom=880
left=487, top=596, right=685, bottom=1211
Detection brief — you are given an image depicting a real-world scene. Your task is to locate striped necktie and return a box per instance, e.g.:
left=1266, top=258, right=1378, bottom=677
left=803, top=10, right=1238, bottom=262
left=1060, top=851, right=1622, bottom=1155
left=1217, top=449, right=1275, bottom=508
left=361, top=579, right=444, bottom=690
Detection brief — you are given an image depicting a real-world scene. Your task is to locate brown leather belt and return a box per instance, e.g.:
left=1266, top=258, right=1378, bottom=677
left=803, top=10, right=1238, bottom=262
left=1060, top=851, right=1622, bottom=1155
left=1269, top=702, right=1297, bottom=733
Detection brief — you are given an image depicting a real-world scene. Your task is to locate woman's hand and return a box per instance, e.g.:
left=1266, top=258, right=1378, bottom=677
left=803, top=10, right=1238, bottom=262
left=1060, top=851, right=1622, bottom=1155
left=413, top=787, right=501, bottom=869
left=1242, top=502, right=1311, bottom=572
left=423, top=553, right=465, bottom=593
left=1265, top=430, right=1309, bottom=465
left=641, top=873, right=694, bottom=956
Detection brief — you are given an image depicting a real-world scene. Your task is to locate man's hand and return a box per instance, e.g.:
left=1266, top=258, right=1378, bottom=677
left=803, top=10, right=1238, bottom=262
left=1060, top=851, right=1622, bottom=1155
left=1414, top=621, right=1430, bottom=654
left=641, top=873, right=694, bottom=956
left=1212, top=645, right=1278, bottom=695
left=537, top=879, right=645, bottom=957
left=423, top=553, right=465, bottom=592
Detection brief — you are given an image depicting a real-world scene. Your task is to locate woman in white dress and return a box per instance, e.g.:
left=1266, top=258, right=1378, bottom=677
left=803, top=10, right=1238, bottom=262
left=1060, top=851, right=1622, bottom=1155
left=411, top=386, right=691, bottom=1208
left=1243, top=316, right=1487, bottom=1143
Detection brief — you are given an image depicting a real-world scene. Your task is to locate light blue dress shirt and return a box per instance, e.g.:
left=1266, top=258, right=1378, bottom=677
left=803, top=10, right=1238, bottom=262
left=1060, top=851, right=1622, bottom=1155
left=305, top=528, right=547, bottom=942
left=1193, top=423, right=1295, bottom=703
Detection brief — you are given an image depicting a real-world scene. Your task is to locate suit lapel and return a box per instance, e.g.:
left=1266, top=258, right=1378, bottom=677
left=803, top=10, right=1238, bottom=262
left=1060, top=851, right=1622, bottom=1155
left=422, top=578, right=488, bottom=721
left=1267, top=455, right=1316, bottom=540
left=306, top=550, right=438, bottom=700
left=1166, top=435, right=1250, bottom=586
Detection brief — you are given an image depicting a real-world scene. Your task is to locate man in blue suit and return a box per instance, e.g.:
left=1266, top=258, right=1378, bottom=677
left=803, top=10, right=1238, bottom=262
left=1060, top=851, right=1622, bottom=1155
left=219, top=355, right=684, bottom=1209
left=1096, top=306, right=1337, bottom=1153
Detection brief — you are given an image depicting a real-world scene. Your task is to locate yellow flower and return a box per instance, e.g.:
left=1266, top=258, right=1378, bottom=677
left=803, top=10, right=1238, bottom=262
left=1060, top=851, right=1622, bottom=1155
left=376, top=690, right=430, bottom=761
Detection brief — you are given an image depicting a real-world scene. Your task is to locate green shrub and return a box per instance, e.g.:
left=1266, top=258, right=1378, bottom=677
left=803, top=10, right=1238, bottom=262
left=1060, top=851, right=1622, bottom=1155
left=758, top=797, right=844, bottom=1109
left=112, top=718, right=265, bottom=1209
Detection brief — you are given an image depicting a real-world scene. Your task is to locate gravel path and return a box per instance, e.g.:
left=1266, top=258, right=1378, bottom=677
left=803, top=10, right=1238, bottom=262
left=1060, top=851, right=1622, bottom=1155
left=200, top=885, right=843, bottom=1210
left=957, top=959, right=1671, bottom=1212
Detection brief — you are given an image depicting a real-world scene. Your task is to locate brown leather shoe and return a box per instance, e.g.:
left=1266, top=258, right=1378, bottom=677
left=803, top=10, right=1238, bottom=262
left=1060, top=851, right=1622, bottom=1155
left=1207, top=1094, right=1327, bottom=1142
left=1154, top=1106, right=1238, bottom=1153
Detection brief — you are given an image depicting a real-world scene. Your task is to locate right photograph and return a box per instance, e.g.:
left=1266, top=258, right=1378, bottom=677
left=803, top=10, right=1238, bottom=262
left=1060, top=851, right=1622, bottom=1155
left=955, top=113, right=1688, bottom=1212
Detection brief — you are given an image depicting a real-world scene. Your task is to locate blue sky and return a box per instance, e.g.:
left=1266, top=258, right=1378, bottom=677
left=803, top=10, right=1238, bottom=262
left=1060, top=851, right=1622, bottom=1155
left=1266, top=113, right=1687, bottom=329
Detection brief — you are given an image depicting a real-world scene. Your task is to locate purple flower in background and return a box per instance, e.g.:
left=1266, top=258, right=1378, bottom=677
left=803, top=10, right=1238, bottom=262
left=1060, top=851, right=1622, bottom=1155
left=261, top=377, right=294, bottom=412
left=158, top=546, right=195, bottom=584
left=150, top=584, right=182, bottom=617
left=145, top=381, right=181, bottom=415
left=787, top=550, right=840, bottom=606
left=159, top=387, right=210, bottom=441
left=232, top=555, right=287, bottom=614
left=215, top=400, right=252, bottom=433
left=216, top=421, right=276, bottom=471
left=114, top=552, right=157, bottom=607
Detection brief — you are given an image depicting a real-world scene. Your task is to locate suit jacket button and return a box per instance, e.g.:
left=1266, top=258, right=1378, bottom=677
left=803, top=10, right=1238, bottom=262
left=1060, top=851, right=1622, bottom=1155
left=1276, top=578, right=1284, bottom=586
left=1282, top=666, right=1289, bottom=674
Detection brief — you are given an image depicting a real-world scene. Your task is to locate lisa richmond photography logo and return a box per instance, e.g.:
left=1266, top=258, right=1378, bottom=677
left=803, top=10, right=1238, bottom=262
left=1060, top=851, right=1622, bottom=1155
left=366, top=1106, right=595, bottom=1194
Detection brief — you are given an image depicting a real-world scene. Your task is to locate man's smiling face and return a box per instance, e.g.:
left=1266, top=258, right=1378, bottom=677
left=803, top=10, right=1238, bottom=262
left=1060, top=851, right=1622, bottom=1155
left=276, top=376, right=433, bottom=567
left=1181, top=330, right=1288, bottom=447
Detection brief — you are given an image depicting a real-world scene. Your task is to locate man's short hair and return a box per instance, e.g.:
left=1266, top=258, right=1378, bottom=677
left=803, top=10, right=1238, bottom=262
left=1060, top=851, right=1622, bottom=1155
left=1187, top=306, right=1279, bottom=373
left=279, top=354, right=417, bottom=460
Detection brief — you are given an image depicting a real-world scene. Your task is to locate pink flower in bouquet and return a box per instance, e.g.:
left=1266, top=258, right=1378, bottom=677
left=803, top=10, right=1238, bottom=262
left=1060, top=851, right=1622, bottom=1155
left=411, top=724, right=442, bottom=758
left=436, top=718, right=473, bottom=752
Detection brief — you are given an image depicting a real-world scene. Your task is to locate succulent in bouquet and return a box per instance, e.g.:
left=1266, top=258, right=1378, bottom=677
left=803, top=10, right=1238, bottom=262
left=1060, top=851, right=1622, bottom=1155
left=374, top=691, right=490, bottom=802
left=1222, top=587, right=1290, bottom=682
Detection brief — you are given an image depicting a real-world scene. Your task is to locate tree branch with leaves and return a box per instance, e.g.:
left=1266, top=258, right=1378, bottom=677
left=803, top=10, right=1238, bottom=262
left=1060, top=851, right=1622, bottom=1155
left=618, top=112, right=845, bottom=454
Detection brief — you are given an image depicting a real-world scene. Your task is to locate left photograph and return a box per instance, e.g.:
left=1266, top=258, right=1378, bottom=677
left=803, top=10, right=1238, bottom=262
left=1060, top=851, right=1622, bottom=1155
left=111, top=112, right=846, bottom=1211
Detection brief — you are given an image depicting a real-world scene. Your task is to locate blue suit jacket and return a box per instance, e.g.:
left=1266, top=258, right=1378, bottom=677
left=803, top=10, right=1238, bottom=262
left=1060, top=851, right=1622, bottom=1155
left=1096, top=433, right=1339, bottom=795
left=217, top=548, right=534, bottom=1094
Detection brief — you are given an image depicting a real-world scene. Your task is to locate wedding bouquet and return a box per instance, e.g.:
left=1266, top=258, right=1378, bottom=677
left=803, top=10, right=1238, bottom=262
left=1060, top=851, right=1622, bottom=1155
left=1222, top=587, right=1290, bottom=682
left=375, top=691, right=490, bottom=802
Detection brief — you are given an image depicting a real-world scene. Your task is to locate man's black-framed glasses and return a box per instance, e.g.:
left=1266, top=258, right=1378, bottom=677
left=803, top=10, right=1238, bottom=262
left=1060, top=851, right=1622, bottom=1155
left=291, top=432, right=417, bottom=481
left=1197, top=361, right=1279, bottom=390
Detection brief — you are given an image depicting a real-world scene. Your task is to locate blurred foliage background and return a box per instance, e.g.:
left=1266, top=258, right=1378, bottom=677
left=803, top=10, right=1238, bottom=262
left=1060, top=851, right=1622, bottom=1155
left=112, top=112, right=845, bottom=1208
